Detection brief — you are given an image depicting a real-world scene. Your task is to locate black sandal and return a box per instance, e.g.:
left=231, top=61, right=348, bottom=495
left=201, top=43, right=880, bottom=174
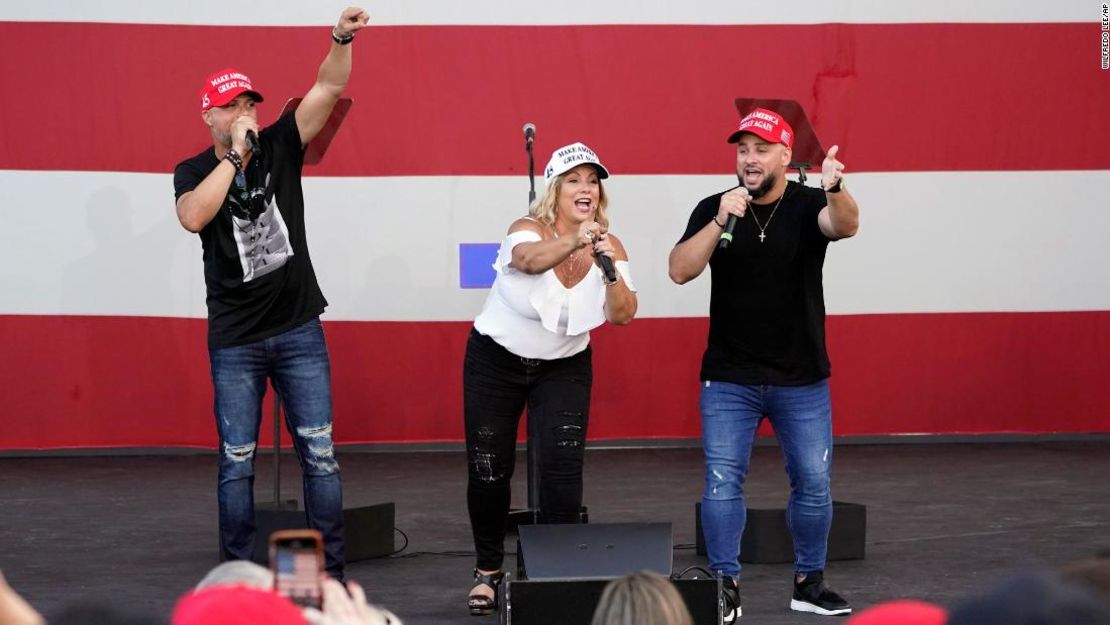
left=468, top=569, right=504, bottom=616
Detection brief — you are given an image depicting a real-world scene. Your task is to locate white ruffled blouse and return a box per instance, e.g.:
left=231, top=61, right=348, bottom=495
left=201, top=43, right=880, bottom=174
left=473, top=230, right=636, bottom=360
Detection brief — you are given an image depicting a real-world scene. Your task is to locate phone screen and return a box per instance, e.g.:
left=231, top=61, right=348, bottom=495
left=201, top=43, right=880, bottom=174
left=271, top=533, right=323, bottom=609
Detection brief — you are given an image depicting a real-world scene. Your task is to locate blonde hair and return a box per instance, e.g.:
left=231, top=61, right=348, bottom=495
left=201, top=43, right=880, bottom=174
left=590, top=571, right=694, bottom=625
left=528, top=167, right=609, bottom=230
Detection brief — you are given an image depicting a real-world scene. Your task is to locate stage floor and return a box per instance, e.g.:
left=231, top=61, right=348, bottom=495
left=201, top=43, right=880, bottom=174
left=2, top=441, right=1108, bottom=624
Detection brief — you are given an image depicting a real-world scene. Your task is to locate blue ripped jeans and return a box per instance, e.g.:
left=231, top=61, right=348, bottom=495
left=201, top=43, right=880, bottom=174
left=700, top=379, right=833, bottom=579
left=209, top=317, right=345, bottom=577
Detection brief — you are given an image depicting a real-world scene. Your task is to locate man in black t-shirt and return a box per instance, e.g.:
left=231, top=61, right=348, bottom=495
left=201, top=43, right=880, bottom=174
left=172, top=7, right=370, bottom=579
left=669, top=108, right=861, bottom=621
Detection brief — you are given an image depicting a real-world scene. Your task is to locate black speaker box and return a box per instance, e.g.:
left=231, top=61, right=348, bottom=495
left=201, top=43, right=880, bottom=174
left=504, top=577, right=720, bottom=625
left=516, top=522, right=673, bottom=580
left=504, top=523, right=720, bottom=625
left=239, top=501, right=395, bottom=563
left=694, top=501, right=866, bottom=563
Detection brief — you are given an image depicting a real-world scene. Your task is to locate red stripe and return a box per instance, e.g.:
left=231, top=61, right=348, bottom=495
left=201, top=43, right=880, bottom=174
left=0, top=22, right=1106, bottom=175
left=3, top=312, right=1108, bottom=450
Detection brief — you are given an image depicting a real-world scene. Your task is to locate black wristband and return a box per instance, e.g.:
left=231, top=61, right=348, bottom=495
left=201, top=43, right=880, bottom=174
left=223, top=149, right=243, bottom=172
left=712, top=216, right=726, bottom=228
left=332, top=28, right=354, bottom=45
left=826, top=179, right=843, bottom=194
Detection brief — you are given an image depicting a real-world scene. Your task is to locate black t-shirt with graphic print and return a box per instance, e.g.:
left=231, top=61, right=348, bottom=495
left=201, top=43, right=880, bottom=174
left=173, top=111, right=327, bottom=349
left=679, top=180, right=833, bottom=386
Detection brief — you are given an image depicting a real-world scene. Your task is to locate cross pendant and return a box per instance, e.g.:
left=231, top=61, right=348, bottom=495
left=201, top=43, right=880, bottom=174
left=758, top=231, right=766, bottom=243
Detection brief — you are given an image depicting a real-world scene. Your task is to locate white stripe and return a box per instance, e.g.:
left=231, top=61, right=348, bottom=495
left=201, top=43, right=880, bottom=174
left=0, top=1, right=1092, bottom=25
left=1, top=169, right=1108, bottom=320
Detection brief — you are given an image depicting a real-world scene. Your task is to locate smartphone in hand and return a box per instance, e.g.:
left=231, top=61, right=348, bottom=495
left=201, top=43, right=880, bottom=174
left=269, top=529, right=324, bottom=609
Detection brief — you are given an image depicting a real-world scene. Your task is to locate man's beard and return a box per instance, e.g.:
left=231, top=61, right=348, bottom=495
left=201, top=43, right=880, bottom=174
left=742, top=170, right=779, bottom=200
left=213, top=128, right=232, bottom=149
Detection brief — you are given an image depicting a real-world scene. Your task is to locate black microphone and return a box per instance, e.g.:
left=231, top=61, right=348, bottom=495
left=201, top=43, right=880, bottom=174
left=245, top=129, right=262, bottom=156
left=718, top=214, right=739, bottom=249
left=523, top=122, right=536, bottom=147
left=597, top=254, right=618, bottom=284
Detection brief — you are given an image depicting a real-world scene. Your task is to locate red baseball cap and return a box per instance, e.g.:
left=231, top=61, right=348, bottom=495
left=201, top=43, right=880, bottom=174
left=200, top=68, right=265, bottom=111
left=846, top=600, right=948, bottom=625
left=172, top=585, right=307, bottom=625
left=727, top=107, right=794, bottom=148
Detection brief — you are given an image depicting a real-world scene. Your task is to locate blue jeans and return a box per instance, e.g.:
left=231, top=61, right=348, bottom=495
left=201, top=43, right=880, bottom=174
left=700, top=379, right=833, bottom=579
left=209, top=317, right=345, bottom=577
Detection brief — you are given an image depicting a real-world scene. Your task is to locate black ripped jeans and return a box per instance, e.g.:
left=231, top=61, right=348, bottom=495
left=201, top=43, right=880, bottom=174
left=463, top=328, right=592, bottom=571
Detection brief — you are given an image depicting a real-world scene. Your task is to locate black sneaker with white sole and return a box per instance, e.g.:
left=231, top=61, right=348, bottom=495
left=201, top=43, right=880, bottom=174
left=721, top=576, right=742, bottom=623
left=790, top=571, right=851, bottom=616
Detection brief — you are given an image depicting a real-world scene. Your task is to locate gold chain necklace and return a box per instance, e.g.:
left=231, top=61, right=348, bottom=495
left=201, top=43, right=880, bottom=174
left=552, top=227, right=583, bottom=284
left=749, top=186, right=787, bottom=243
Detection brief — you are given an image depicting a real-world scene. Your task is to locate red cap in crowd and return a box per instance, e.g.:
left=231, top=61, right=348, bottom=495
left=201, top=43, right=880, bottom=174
left=846, top=600, right=948, bottom=625
left=172, top=585, right=307, bottom=625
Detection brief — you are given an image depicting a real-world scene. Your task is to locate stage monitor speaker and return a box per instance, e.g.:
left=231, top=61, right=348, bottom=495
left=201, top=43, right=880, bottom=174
left=234, top=501, right=396, bottom=563
left=504, top=577, right=720, bottom=625
left=694, top=501, right=866, bottom=563
left=516, top=522, right=672, bottom=580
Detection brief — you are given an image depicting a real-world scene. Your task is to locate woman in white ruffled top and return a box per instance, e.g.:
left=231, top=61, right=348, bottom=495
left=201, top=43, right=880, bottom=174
left=464, top=142, right=638, bottom=615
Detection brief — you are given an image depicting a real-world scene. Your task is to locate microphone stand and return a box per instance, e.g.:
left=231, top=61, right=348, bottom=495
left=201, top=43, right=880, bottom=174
left=507, top=130, right=588, bottom=532
left=523, top=133, right=539, bottom=520
left=509, top=134, right=542, bottom=530
left=790, top=161, right=810, bottom=186
left=260, top=387, right=298, bottom=513
left=527, top=137, right=536, bottom=206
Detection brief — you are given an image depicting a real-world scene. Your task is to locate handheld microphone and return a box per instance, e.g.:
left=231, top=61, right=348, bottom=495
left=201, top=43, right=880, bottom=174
left=523, top=122, right=536, bottom=147
left=245, top=129, right=262, bottom=156
left=598, top=254, right=618, bottom=284
left=718, top=214, right=739, bottom=249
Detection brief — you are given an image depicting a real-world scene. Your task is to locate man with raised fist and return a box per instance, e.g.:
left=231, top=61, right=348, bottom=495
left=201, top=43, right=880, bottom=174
left=172, top=7, right=371, bottom=580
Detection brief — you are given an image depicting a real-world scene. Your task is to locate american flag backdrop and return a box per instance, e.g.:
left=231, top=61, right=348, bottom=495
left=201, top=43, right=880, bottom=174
left=1, top=1, right=1108, bottom=449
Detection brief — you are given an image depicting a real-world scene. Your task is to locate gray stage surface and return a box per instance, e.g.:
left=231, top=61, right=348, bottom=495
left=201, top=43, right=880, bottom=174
left=2, top=441, right=1108, bottom=624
